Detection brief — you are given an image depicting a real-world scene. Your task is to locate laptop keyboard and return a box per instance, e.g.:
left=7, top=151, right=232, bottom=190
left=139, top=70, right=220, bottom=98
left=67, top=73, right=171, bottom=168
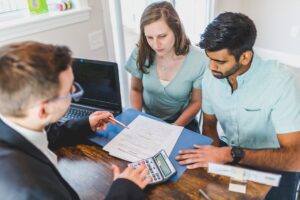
left=62, top=107, right=95, bottom=121
left=61, top=105, right=119, bottom=122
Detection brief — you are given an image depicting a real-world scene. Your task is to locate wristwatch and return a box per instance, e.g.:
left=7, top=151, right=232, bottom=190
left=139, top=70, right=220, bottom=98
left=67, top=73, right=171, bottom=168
left=231, top=146, right=244, bottom=164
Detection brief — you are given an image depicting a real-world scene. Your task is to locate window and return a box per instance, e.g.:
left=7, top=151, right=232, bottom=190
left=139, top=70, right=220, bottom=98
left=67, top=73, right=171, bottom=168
left=0, top=0, right=28, bottom=22
left=0, top=0, right=27, bottom=14
left=0, top=0, right=85, bottom=19
left=0, top=0, right=91, bottom=42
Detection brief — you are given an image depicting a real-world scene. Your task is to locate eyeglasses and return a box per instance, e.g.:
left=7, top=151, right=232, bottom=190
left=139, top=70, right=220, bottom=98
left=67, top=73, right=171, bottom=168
left=47, top=82, right=84, bottom=103
left=70, top=82, right=84, bottom=102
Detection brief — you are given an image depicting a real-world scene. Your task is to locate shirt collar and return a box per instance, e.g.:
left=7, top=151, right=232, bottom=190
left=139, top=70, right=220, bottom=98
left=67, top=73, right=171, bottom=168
left=0, top=114, right=45, bottom=142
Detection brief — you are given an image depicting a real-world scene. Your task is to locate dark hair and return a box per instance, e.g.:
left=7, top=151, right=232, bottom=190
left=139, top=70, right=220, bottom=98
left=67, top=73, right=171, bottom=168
left=199, top=12, right=257, bottom=61
left=0, top=41, right=72, bottom=117
left=137, top=1, right=190, bottom=73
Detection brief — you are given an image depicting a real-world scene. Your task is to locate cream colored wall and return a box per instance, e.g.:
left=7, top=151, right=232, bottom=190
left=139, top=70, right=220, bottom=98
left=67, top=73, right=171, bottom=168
left=214, top=0, right=300, bottom=67
left=214, top=0, right=242, bottom=13
left=239, top=0, right=300, bottom=55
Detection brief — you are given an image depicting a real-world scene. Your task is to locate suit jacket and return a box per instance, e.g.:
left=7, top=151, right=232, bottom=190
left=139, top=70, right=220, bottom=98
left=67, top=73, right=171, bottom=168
left=0, top=118, right=145, bottom=200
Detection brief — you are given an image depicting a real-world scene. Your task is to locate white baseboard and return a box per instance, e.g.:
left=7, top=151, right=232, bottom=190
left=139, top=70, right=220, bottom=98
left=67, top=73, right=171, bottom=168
left=254, top=47, right=300, bottom=68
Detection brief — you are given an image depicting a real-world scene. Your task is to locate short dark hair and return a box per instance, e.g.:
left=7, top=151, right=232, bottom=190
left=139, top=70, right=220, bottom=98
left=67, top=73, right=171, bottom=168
left=199, top=12, right=257, bottom=61
left=0, top=41, right=72, bottom=117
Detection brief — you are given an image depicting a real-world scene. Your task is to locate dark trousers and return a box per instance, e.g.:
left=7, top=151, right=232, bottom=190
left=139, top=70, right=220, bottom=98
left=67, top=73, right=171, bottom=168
left=219, top=141, right=299, bottom=200
left=265, top=171, right=299, bottom=200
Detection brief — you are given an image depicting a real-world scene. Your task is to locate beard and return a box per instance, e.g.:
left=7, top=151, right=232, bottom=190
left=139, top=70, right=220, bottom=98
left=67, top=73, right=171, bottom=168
left=212, top=62, right=242, bottom=79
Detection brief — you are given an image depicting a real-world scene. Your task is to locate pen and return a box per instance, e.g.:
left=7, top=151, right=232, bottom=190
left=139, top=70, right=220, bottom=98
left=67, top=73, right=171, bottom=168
left=109, top=117, right=129, bottom=129
left=198, top=189, right=211, bottom=200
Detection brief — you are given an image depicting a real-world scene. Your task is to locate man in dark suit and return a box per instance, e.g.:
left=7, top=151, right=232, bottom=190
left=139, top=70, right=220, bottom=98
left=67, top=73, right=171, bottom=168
left=0, top=41, right=151, bottom=199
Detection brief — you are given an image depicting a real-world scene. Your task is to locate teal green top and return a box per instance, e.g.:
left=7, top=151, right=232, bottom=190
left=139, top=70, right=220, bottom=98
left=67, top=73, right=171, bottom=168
left=202, top=54, right=300, bottom=149
left=125, top=46, right=208, bottom=120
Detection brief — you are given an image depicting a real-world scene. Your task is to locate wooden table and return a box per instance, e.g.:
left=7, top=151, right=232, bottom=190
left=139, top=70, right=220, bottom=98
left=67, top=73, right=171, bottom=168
left=55, top=142, right=271, bottom=200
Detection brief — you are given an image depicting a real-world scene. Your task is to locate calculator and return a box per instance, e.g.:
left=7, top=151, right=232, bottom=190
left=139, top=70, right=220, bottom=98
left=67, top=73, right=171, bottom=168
left=128, top=149, right=176, bottom=184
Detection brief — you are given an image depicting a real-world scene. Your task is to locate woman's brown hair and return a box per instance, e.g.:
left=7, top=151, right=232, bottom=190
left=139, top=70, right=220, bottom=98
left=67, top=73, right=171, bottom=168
left=137, top=1, right=190, bottom=73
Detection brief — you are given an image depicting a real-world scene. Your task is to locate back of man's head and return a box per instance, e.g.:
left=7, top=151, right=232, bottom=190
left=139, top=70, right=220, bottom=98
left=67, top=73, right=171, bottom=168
left=0, top=41, right=72, bottom=117
left=199, top=12, right=257, bottom=61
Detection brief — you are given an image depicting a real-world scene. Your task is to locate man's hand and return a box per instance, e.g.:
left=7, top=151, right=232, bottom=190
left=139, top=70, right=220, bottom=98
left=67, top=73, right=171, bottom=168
left=89, top=111, right=115, bottom=131
left=175, top=145, right=232, bottom=169
left=111, top=164, right=152, bottom=189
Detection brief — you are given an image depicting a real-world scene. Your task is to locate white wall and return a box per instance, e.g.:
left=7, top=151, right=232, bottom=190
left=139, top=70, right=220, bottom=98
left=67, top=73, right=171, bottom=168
left=176, top=0, right=207, bottom=45
left=214, top=0, right=300, bottom=67
left=240, top=0, right=300, bottom=55
left=215, top=0, right=242, bottom=13
left=0, top=0, right=109, bottom=61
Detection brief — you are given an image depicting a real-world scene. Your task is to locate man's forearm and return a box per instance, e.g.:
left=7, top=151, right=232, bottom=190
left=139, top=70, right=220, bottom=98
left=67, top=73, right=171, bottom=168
left=240, top=147, right=299, bottom=172
left=47, top=118, right=93, bottom=149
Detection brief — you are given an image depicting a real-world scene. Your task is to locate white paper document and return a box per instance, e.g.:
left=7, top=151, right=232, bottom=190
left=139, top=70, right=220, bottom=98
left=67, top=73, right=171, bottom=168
left=103, top=115, right=183, bottom=162
left=208, top=163, right=281, bottom=186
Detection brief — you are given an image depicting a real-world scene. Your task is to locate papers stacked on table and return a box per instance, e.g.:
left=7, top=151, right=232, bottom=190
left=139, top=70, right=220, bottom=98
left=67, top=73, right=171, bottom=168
left=103, top=115, right=183, bottom=162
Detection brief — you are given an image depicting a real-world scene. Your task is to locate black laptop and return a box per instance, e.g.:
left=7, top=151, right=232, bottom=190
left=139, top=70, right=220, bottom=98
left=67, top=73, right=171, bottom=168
left=61, top=58, right=122, bottom=121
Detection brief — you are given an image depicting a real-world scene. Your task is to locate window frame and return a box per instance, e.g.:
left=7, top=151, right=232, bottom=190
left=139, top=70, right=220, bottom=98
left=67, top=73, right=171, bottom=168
left=0, top=0, right=91, bottom=42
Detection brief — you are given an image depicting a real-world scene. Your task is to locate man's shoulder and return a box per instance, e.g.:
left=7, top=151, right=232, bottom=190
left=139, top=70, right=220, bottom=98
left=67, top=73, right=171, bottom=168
left=0, top=142, right=74, bottom=199
left=250, top=55, right=297, bottom=90
left=0, top=141, right=48, bottom=183
left=267, top=61, right=297, bottom=87
left=254, top=54, right=295, bottom=79
left=251, top=56, right=300, bottom=102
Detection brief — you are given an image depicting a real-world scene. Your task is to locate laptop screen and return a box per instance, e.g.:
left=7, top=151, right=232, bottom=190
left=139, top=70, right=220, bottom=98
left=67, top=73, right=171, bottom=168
left=72, top=58, right=122, bottom=113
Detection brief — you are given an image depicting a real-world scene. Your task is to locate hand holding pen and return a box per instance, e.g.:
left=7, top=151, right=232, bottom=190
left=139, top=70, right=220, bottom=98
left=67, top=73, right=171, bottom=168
left=89, top=111, right=129, bottom=131
left=89, top=111, right=116, bottom=131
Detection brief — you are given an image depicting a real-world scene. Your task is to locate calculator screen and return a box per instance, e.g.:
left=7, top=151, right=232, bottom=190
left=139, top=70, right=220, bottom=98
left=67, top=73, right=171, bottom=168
left=154, top=154, right=171, bottom=177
